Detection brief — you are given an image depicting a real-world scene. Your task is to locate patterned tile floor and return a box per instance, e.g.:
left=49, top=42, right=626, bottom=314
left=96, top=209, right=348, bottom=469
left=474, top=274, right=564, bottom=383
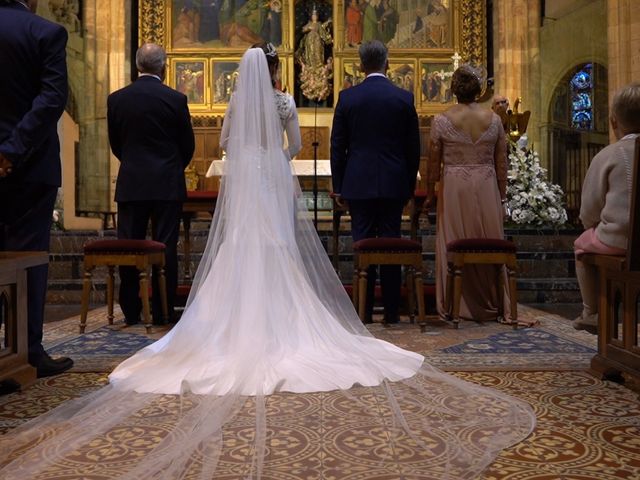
left=1, top=371, right=639, bottom=479
left=1, top=305, right=638, bottom=479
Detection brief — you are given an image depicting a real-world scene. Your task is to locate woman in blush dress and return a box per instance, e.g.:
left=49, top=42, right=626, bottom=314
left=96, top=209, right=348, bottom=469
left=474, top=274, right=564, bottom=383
left=427, top=65, right=509, bottom=323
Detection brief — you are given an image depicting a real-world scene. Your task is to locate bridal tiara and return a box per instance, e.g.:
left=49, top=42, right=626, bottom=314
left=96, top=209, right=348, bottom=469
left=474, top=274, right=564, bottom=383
left=460, top=63, right=484, bottom=84
left=265, top=42, right=278, bottom=58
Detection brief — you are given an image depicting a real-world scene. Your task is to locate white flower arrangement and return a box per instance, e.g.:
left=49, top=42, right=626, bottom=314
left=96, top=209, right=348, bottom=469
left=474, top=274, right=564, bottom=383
left=51, top=188, right=64, bottom=230
left=506, top=143, right=568, bottom=228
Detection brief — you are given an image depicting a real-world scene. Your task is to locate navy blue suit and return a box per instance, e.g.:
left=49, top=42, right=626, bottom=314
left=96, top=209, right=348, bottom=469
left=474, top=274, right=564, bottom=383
left=107, top=75, right=195, bottom=324
left=0, top=2, right=68, bottom=365
left=331, top=75, right=420, bottom=320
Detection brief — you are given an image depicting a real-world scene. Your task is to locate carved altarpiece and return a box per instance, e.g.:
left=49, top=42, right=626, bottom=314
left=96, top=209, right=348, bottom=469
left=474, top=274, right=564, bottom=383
left=138, top=0, right=486, bottom=192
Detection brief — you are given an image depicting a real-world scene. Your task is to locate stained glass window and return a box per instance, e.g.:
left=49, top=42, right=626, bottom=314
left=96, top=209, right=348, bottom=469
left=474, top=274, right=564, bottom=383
left=570, top=64, right=593, bottom=130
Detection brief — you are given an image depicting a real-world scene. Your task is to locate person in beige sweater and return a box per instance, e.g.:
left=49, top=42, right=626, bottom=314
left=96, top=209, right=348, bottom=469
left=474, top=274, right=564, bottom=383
left=573, top=82, right=640, bottom=333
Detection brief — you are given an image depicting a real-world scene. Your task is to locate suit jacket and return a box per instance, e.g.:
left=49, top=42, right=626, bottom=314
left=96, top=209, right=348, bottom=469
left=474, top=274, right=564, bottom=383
left=107, top=76, right=195, bottom=202
left=0, top=2, right=68, bottom=187
left=330, top=75, right=420, bottom=200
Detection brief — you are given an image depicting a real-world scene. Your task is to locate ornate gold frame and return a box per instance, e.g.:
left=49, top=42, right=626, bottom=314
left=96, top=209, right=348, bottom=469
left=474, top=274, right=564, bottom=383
left=210, top=58, right=240, bottom=106
left=167, top=57, right=210, bottom=110
left=140, top=0, right=486, bottom=114
left=418, top=58, right=456, bottom=112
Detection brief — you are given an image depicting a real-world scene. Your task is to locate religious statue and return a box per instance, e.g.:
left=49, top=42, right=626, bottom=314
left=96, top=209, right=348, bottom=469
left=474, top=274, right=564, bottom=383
left=296, top=7, right=333, bottom=101
left=48, top=0, right=81, bottom=34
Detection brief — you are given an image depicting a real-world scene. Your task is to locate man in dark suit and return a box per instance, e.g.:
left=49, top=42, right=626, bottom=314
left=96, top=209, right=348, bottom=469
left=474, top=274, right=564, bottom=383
left=331, top=40, right=420, bottom=324
left=107, top=43, right=195, bottom=325
left=0, top=0, right=74, bottom=377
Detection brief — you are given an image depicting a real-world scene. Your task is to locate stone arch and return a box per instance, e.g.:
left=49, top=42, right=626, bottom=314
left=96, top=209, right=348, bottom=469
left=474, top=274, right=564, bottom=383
left=546, top=61, right=608, bottom=223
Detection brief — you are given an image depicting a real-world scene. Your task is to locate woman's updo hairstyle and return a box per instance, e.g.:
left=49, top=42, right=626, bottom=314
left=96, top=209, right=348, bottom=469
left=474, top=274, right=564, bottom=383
left=451, top=65, right=482, bottom=103
left=252, top=42, right=279, bottom=87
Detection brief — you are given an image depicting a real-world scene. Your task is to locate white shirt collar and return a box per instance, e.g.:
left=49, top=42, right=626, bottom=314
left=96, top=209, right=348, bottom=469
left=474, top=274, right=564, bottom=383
left=366, top=73, right=387, bottom=78
left=138, top=73, right=162, bottom=81
left=621, top=133, right=640, bottom=140
left=14, top=0, right=30, bottom=11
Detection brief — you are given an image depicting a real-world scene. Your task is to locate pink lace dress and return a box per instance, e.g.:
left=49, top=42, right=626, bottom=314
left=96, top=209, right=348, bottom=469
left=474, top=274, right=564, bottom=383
left=428, top=113, right=509, bottom=321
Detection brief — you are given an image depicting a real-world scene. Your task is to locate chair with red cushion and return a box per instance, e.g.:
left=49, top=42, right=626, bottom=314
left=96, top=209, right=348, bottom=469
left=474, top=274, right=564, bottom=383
left=353, top=237, right=427, bottom=331
left=79, top=239, right=169, bottom=333
left=445, top=238, right=518, bottom=329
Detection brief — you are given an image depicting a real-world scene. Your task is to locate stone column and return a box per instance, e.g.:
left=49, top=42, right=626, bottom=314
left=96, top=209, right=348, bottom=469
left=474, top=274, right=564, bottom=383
left=76, top=0, right=131, bottom=219
left=493, top=0, right=541, bottom=145
left=607, top=0, right=640, bottom=138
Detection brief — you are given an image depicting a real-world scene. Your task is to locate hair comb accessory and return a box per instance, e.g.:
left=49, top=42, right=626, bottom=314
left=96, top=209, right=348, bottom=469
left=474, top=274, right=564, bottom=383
left=265, top=42, right=278, bottom=57
left=460, top=63, right=485, bottom=84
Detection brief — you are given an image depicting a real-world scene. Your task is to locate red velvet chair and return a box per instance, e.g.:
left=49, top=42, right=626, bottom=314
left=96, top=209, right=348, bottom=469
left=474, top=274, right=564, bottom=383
left=79, top=239, right=168, bottom=333
left=445, top=238, right=518, bottom=329
left=353, top=237, right=427, bottom=331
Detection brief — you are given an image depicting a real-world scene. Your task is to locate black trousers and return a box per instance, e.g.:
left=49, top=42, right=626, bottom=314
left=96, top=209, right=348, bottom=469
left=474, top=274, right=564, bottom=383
left=348, top=198, right=404, bottom=319
left=117, top=200, right=182, bottom=324
left=0, top=182, right=58, bottom=365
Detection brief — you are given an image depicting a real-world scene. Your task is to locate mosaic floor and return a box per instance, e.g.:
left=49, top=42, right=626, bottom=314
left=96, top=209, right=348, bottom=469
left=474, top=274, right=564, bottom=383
left=1, top=306, right=638, bottom=479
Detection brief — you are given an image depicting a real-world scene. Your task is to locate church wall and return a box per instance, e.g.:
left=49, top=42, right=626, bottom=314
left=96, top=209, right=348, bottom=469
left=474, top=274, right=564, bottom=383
left=607, top=0, right=640, bottom=141
left=493, top=0, right=541, bottom=148
left=537, top=0, right=607, bottom=169
left=36, top=0, right=132, bottom=229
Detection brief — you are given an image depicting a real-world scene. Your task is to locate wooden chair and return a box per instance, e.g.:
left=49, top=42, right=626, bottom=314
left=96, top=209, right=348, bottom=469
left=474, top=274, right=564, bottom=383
left=410, top=190, right=430, bottom=241
left=445, top=238, right=518, bottom=329
left=332, top=189, right=433, bottom=271
left=79, top=239, right=168, bottom=334
left=353, top=238, right=427, bottom=332
left=182, top=190, right=218, bottom=281
left=330, top=192, right=349, bottom=272
left=586, top=137, right=640, bottom=382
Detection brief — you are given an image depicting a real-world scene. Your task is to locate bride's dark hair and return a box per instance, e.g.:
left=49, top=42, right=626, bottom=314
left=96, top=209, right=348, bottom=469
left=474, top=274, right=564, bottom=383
left=451, top=65, right=482, bottom=103
left=251, top=42, right=279, bottom=87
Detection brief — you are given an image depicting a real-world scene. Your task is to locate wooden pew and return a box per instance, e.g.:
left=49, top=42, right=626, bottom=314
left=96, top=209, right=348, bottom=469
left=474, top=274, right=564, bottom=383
left=0, top=252, right=48, bottom=388
left=584, top=137, right=640, bottom=382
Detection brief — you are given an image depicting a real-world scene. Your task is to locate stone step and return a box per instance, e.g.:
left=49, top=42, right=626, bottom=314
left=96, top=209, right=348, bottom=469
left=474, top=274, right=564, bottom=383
left=44, top=228, right=583, bottom=304
left=45, top=276, right=581, bottom=305
left=46, top=250, right=577, bottom=282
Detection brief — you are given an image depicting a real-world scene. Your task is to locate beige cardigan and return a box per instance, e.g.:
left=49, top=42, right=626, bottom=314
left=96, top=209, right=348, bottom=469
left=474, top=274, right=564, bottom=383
left=580, top=133, right=638, bottom=250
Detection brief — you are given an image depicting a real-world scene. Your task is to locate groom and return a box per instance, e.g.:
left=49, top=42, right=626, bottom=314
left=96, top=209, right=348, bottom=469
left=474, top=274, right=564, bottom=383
left=330, top=40, right=420, bottom=324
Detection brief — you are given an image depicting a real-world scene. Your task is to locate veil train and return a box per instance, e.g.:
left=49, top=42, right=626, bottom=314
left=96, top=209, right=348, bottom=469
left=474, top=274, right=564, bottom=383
left=0, top=48, right=535, bottom=479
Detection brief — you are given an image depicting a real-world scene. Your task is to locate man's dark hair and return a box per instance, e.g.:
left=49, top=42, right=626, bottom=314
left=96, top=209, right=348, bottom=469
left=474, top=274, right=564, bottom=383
left=358, top=40, right=387, bottom=73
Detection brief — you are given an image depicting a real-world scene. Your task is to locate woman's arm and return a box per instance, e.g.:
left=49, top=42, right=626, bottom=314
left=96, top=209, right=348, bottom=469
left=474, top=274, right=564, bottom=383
left=284, top=96, right=302, bottom=159
left=494, top=117, right=508, bottom=201
left=427, top=116, right=443, bottom=204
left=219, top=94, right=234, bottom=151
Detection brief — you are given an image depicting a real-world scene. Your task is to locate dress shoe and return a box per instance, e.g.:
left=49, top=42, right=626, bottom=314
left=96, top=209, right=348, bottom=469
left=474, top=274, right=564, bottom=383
left=0, top=379, right=20, bottom=396
left=383, top=314, right=400, bottom=325
left=36, top=353, right=74, bottom=378
left=124, top=317, right=140, bottom=326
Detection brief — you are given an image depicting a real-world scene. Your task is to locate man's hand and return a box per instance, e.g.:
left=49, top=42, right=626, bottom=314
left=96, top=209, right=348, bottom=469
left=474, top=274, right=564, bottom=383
left=334, top=194, right=348, bottom=209
left=0, top=153, right=13, bottom=178
left=424, top=193, right=435, bottom=209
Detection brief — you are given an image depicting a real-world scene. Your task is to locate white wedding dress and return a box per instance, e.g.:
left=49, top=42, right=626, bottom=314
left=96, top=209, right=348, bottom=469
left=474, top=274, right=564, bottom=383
left=0, top=49, right=535, bottom=479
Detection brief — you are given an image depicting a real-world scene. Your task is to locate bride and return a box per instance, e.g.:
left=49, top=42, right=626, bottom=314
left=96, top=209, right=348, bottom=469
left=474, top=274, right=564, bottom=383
left=0, top=44, right=535, bottom=479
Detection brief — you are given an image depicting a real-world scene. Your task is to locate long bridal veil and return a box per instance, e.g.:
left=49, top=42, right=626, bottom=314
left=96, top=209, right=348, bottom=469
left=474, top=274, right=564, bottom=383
left=0, top=49, right=534, bottom=479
